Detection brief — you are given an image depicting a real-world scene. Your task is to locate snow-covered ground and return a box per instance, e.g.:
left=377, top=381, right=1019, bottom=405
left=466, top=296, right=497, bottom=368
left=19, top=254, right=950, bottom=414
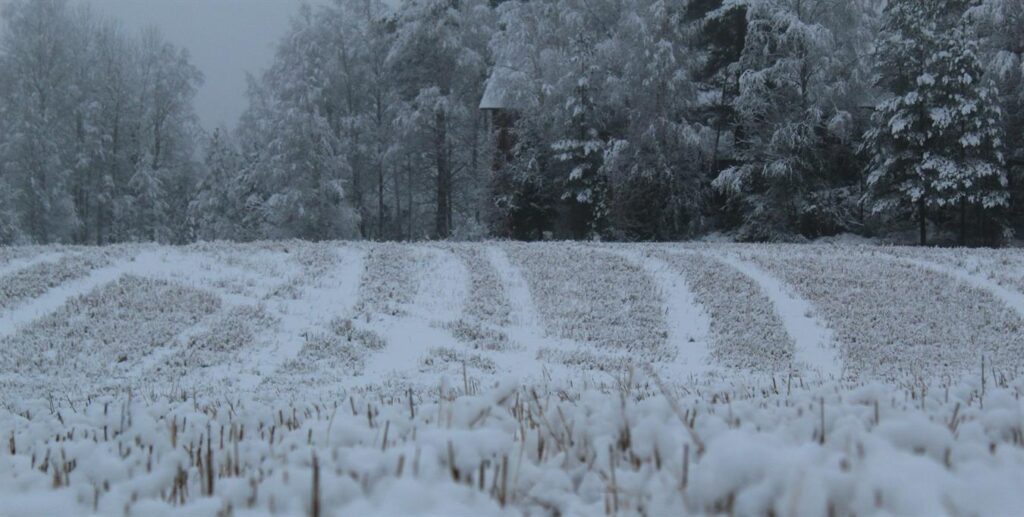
left=1, top=241, right=1023, bottom=516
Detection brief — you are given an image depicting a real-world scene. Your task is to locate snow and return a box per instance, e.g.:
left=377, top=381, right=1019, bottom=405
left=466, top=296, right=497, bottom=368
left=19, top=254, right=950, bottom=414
left=3, top=375, right=1024, bottom=516
left=607, top=247, right=714, bottom=379
left=357, top=245, right=468, bottom=388
left=244, top=244, right=367, bottom=389
left=0, top=251, right=135, bottom=339
left=0, top=250, right=63, bottom=279
left=713, top=251, right=841, bottom=381
left=659, top=249, right=796, bottom=374
left=479, top=66, right=520, bottom=110
left=484, top=245, right=547, bottom=374
left=3, top=241, right=1024, bottom=515
left=892, top=254, right=1024, bottom=320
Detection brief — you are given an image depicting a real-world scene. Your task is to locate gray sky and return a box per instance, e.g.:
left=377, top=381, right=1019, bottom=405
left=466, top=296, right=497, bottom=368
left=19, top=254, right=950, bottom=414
left=79, top=0, right=309, bottom=131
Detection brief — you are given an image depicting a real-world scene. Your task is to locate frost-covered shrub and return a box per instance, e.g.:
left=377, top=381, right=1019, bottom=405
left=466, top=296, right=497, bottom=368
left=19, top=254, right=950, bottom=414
left=329, top=316, right=386, bottom=351
left=537, top=347, right=632, bottom=372
left=198, top=303, right=277, bottom=352
left=660, top=250, right=795, bottom=372
left=420, top=346, right=497, bottom=373
left=274, top=317, right=386, bottom=385
left=165, top=304, right=279, bottom=373
left=269, top=241, right=352, bottom=300
left=185, top=241, right=290, bottom=278
left=204, top=273, right=260, bottom=298
left=284, top=332, right=365, bottom=374
left=0, top=245, right=51, bottom=268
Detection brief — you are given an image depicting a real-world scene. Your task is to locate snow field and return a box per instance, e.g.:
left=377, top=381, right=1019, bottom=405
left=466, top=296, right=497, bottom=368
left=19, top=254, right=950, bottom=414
left=2, top=242, right=1024, bottom=515
left=742, top=245, right=1024, bottom=383
left=709, top=250, right=841, bottom=381
left=0, top=247, right=121, bottom=313
left=0, top=249, right=64, bottom=281
left=878, top=246, right=1024, bottom=319
left=419, top=245, right=516, bottom=377
left=2, top=375, right=1024, bottom=516
left=505, top=243, right=672, bottom=372
left=657, top=249, right=796, bottom=374
left=0, top=275, right=221, bottom=399
left=4, top=241, right=1023, bottom=395
left=602, top=246, right=714, bottom=380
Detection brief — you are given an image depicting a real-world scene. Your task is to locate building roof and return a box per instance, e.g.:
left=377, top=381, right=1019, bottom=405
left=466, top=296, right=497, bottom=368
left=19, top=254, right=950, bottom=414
left=479, top=66, right=520, bottom=110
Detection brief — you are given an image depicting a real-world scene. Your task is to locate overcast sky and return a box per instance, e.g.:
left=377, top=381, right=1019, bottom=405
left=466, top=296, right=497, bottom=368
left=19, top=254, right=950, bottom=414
left=78, top=0, right=309, bottom=132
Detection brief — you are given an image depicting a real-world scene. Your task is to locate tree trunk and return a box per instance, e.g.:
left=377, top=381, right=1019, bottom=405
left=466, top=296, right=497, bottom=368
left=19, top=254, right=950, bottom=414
left=959, top=198, right=967, bottom=246
left=434, top=110, right=450, bottom=239
left=918, top=196, right=927, bottom=246
left=377, top=161, right=385, bottom=241
left=393, top=158, right=402, bottom=240
left=406, top=156, right=413, bottom=240
left=376, top=95, right=385, bottom=241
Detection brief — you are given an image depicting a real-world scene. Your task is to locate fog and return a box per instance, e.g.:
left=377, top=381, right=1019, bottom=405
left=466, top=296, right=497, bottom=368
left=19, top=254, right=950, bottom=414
left=79, top=0, right=307, bottom=131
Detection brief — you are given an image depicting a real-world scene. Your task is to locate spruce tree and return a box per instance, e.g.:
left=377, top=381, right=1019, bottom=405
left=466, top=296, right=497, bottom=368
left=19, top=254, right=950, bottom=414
left=864, top=0, right=1008, bottom=245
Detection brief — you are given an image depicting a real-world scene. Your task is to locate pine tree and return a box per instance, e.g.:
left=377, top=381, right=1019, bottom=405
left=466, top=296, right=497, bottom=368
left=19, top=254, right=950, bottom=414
left=972, top=0, right=1024, bottom=237
left=924, top=22, right=1008, bottom=244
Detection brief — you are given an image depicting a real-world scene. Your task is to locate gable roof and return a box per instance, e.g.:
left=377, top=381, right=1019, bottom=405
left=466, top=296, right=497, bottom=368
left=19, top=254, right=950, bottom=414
left=479, top=65, right=521, bottom=110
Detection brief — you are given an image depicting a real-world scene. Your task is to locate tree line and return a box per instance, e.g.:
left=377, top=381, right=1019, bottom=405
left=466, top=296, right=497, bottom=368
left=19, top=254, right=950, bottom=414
left=1, top=0, right=1022, bottom=246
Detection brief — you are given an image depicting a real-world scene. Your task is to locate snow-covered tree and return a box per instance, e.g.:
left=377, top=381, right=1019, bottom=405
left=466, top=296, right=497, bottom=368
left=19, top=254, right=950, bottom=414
left=712, top=0, right=875, bottom=241
left=189, top=129, right=246, bottom=241
left=864, top=0, right=1008, bottom=245
left=237, top=5, right=360, bottom=241
left=127, top=163, right=168, bottom=242
left=133, top=27, right=203, bottom=243
left=0, top=0, right=81, bottom=243
left=389, top=0, right=490, bottom=239
left=0, top=0, right=203, bottom=245
left=487, top=0, right=706, bottom=240
left=971, top=0, right=1024, bottom=235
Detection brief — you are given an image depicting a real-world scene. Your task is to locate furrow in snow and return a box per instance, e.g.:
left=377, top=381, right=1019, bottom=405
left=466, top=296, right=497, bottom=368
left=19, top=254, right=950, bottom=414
left=894, top=255, right=1024, bottom=321
left=486, top=245, right=543, bottom=337
left=410, top=245, right=468, bottom=322
left=484, top=245, right=551, bottom=376
left=0, top=251, right=63, bottom=279
left=608, top=248, right=713, bottom=379
left=244, top=245, right=367, bottom=387
left=358, top=245, right=468, bottom=384
left=0, top=253, right=146, bottom=339
left=712, top=252, right=842, bottom=380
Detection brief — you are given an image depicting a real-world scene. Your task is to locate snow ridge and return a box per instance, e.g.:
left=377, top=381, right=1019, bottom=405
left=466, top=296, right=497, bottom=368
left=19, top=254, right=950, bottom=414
left=713, top=251, right=842, bottom=380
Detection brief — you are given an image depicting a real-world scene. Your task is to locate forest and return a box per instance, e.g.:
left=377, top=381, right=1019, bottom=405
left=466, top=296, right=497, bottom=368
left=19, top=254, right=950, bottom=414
left=0, top=0, right=1022, bottom=246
